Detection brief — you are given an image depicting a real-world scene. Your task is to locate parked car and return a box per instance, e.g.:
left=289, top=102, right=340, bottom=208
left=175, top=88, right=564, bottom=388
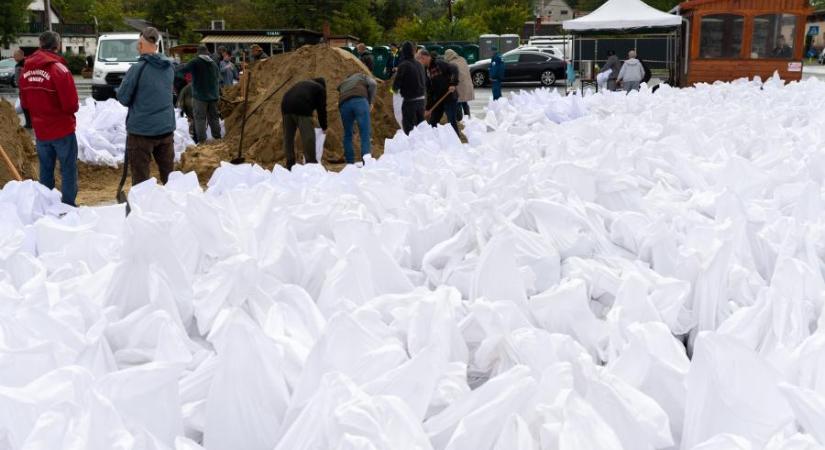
left=470, top=50, right=566, bottom=88
left=0, top=58, right=17, bottom=87
left=506, top=46, right=564, bottom=59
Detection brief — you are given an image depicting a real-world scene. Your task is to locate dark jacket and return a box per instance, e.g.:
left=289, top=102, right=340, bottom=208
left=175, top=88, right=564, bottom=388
left=602, top=55, right=621, bottom=80
left=426, top=59, right=459, bottom=108
left=489, top=53, right=504, bottom=81
left=18, top=50, right=78, bottom=141
left=178, top=55, right=220, bottom=102
left=640, top=59, right=652, bottom=84
left=337, top=73, right=377, bottom=106
left=117, top=53, right=176, bottom=137
left=281, top=79, right=328, bottom=130
left=392, top=42, right=426, bottom=101
left=386, top=50, right=400, bottom=77
left=359, top=50, right=374, bottom=72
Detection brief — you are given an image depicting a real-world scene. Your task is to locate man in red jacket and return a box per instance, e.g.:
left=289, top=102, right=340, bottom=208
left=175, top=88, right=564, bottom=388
left=19, top=31, right=79, bottom=206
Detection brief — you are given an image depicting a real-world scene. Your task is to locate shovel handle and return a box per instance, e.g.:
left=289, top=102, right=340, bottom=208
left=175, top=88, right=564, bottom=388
left=426, top=90, right=453, bottom=115
left=0, top=144, right=22, bottom=181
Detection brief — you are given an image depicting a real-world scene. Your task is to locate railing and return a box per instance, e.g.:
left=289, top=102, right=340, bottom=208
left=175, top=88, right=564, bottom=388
left=27, top=22, right=96, bottom=36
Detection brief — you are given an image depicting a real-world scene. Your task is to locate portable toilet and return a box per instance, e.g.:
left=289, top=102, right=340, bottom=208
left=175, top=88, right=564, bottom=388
left=479, top=34, right=499, bottom=60
left=462, top=44, right=480, bottom=64
left=371, top=45, right=390, bottom=78
left=426, top=44, right=445, bottom=57
left=500, top=34, right=520, bottom=53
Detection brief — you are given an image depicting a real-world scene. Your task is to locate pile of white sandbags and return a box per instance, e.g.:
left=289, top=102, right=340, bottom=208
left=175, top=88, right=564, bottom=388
left=74, top=98, right=196, bottom=167
left=2, top=75, right=825, bottom=450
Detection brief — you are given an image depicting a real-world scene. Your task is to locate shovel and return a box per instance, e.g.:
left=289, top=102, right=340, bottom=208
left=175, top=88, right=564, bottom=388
left=115, top=149, right=131, bottom=214
left=231, top=69, right=253, bottom=164
left=424, top=90, right=454, bottom=120
left=0, top=144, right=22, bottom=181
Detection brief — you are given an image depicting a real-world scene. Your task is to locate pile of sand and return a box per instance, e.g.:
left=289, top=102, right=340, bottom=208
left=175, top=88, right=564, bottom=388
left=181, top=45, right=399, bottom=181
left=0, top=99, right=38, bottom=186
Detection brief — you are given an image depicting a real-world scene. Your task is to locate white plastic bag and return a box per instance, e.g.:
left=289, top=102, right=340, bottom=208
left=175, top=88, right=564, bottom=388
left=315, top=128, right=326, bottom=162
left=393, top=93, right=403, bottom=128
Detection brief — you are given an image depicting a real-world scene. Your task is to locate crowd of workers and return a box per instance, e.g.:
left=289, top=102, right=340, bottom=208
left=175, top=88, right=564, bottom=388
left=16, top=29, right=481, bottom=206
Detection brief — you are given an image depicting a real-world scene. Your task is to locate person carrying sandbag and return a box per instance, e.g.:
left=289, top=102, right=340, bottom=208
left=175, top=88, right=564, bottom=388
left=337, top=73, right=376, bottom=165
left=281, top=78, right=327, bottom=170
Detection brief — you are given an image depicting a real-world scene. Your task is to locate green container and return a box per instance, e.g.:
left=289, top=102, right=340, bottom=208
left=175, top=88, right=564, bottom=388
left=426, top=44, right=445, bottom=58
left=371, top=45, right=390, bottom=79
left=462, top=44, right=480, bottom=64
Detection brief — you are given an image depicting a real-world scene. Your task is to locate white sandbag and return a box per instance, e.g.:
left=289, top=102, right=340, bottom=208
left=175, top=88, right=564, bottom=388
left=424, top=365, right=537, bottom=449
left=777, top=383, right=825, bottom=445
left=529, top=278, right=608, bottom=360
left=689, top=434, right=753, bottom=450
left=275, top=373, right=433, bottom=450
left=682, top=333, right=795, bottom=449
left=608, top=322, right=690, bottom=443
left=203, top=310, right=291, bottom=450
left=315, top=128, right=326, bottom=162
left=393, top=93, right=403, bottom=128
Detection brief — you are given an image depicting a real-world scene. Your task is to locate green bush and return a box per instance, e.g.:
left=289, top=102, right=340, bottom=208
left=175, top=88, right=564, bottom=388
left=61, top=52, right=87, bottom=75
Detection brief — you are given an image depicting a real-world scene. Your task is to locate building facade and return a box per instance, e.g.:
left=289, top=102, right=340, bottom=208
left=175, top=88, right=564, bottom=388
left=1, top=0, right=96, bottom=58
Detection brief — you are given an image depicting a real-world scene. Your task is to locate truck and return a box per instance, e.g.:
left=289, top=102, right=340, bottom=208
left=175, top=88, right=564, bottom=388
left=92, top=33, right=165, bottom=101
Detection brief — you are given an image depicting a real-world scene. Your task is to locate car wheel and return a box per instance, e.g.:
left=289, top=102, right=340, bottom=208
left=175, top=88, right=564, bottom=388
left=540, top=70, right=557, bottom=87
left=472, top=71, right=488, bottom=88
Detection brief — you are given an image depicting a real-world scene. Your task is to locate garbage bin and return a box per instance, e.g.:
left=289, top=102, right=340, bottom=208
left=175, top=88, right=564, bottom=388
left=426, top=44, right=445, bottom=58
left=462, top=44, right=480, bottom=64
left=479, top=34, right=499, bottom=60
left=372, top=45, right=390, bottom=79
left=500, top=34, right=520, bottom=53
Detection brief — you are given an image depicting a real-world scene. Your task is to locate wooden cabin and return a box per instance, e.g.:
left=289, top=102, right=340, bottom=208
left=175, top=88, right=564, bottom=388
left=680, top=0, right=813, bottom=85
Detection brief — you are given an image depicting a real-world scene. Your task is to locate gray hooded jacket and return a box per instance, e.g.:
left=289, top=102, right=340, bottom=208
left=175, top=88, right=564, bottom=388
left=118, top=52, right=176, bottom=137
left=617, top=58, right=645, bottom=83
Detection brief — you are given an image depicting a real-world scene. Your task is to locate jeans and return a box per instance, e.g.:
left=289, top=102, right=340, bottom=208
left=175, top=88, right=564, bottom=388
left=401, top=99, right=425, bottom=135
left=193, top=99, right=221, bottom=144
left=36, top=133, right=78, bottom=206
left=492, top=80, right=502, bottom=100
left=126, top=133, right=175, bottom=186
left=428, top=99, right=459, bottom=135
left=282, top=114, right=316, bottom=169
left=340, top=97, right=371, bottom=163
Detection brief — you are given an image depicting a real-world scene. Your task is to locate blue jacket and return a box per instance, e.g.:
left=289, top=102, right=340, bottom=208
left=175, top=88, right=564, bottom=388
left=117, top=53, right=176, bottom=137
left=490, top=53, right=504, bottom=81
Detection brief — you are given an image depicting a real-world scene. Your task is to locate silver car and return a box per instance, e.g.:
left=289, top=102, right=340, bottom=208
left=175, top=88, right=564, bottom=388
left=0, top=58, right=17, bottom=87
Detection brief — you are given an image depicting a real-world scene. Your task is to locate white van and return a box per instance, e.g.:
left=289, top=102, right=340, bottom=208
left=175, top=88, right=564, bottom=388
left=92, top=33, right=165, bottom=101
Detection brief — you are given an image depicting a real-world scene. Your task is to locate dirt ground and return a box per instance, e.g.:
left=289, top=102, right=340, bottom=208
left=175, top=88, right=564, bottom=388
left=181, top=44, right=399, bottom=183
left=0, top=99, right=38, bottom=185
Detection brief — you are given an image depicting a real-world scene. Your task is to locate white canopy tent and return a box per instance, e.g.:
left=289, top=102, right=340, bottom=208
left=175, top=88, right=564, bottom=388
left=562, top=0, right=681, bottom=31
left=561, top=0, right=683, bottom=88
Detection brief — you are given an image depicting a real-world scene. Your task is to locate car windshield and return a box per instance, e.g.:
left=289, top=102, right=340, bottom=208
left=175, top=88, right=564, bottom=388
left=97, top=39, right=140, bottom=62
left=0, top=59, right=16, bottom=69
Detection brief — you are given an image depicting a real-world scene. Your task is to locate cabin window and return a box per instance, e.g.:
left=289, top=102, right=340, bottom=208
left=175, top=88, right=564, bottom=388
left=699, top=14, right=744, bottom=58
left=751, top=14, right=797, bottom=59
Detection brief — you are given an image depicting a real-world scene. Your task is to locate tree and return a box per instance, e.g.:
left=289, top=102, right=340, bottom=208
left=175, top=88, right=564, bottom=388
left=0, top=0, right=30, bottom=46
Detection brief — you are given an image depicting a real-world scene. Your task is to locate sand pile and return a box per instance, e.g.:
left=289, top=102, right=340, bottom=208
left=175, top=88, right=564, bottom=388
left=0, top=99, right=37, bottom=185
left=181, top=45, right=398, bottom=181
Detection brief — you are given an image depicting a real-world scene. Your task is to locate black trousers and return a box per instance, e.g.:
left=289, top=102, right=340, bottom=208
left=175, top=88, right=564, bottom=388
left=401, top=99, right=425, bottom=135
